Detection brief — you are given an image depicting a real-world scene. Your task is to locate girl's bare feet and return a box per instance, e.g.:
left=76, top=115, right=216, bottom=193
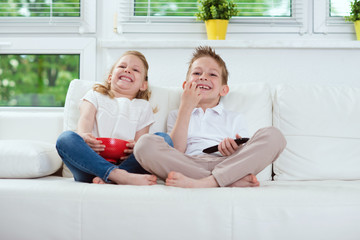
left=92, top=177, right=106, bottom=184
left=165, top=171, right=219, bottom=188
left=109, top=169, right=157, bottom=186
left=227, top=174, right=260, bottom=187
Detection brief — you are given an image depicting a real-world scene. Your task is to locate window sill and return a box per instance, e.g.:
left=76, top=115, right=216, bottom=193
left=100, top=39, right=360, bottom=49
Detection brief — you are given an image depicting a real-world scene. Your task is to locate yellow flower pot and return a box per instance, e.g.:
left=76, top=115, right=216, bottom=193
left=205, top=19, right=229, bottom=40
left=355, top=20, right=360, bottom=41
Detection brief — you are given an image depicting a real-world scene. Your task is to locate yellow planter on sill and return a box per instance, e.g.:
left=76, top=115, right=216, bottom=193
left=205, top=19, right=229, bottom=40
left=355, top=20, right=360, bottom=40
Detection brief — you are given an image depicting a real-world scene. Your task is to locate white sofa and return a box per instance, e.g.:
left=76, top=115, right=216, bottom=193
left=1, top=79, right=360, bottom=240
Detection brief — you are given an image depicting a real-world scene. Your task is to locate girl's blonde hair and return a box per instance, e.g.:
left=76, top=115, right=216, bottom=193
left=93, top=51, right=151, bottom=100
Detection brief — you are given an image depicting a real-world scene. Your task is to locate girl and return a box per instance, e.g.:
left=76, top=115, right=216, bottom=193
left=56, top=51, right=168, bottom=185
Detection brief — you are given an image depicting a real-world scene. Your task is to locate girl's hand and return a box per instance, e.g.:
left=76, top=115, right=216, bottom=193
left=180, top=81, right=202, bottom=111
left=218, top=134, right=242, bottom=156
left=120, top=140, right=135, bottom=160
left=79, top=133, right=105, bottom=153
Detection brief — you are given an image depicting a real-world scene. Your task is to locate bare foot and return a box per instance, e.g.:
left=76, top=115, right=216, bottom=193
left=92, top=177, right=106, bottom=184
left=165, top=171, right=219, bottom=188
left=109, top=169, right=157, bottom=186
left=227, top=174, right=260, bottom=188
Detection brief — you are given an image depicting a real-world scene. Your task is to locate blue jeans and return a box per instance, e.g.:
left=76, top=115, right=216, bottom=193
left=56, top=131, right=173, bottom=183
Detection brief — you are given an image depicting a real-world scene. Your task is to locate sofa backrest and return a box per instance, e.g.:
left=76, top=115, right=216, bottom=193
left=148, top=84, right=273, bottom=136
left=63, top=79, right=273, bottom=179
left=273, top=84, right=360, bottom=181
left=64, top=79, right=273, bottom=135
left=0, top=109, right=63, bottom=144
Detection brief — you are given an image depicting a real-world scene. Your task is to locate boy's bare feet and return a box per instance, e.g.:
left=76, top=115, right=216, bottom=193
left=108, top=169, right=157, bottom=186
left=227, top=174, right=260, bottom=187
left=165, top=172, right=260, bottom=188
left=165, top=171, right=219, bottom=188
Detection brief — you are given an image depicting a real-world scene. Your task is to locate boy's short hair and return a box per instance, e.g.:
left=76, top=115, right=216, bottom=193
left=186, top=46, right=229, bottom=85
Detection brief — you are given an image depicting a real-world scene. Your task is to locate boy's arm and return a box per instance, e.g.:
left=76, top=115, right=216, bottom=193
left=170, top=81, right=201, bottom=153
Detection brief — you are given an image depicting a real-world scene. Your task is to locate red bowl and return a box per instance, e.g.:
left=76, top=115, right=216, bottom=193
left=96, top=138, right=129, bottom=164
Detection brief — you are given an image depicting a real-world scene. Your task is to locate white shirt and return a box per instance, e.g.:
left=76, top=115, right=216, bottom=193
left=82, top=90, right=154, bottom=140
left=167, top=101, right=249, bottom=156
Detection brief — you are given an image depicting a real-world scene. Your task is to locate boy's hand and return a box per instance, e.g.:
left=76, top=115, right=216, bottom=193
left=121, top=140, right=135, bottom=160
left=180, top=81, right=202, bottom=110
left=80, top=133, right=105, bottom=153
left=171, top=81, right=202, bottom=153
left=218, top=134, right=242, bottom=156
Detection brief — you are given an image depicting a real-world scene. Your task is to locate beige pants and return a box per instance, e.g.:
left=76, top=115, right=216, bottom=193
left=134, top=127, right=286, bottom=187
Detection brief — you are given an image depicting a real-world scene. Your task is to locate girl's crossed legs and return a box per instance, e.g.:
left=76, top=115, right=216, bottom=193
left=56, top=131, right=173, bottom=185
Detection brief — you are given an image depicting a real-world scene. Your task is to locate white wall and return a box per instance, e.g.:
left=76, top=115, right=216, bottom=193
left=100, top=41, right=360, bottom=88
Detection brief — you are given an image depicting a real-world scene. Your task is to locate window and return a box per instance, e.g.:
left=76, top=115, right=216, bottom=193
left=0, top=37, right=96, bottom=107
left=118, top=0, right=305, bottom=34
left=0, top=54, right=79, bottom=107
left=0, top=0, right=96, bottom=33
left=314, top=0, right=353, bottom=34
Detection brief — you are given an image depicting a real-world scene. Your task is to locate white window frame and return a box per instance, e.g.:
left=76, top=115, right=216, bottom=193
left=0, top=0, right=96, bottom=34
left=0, top=37, right=96, bottom=84
left=313, top=0, right=354, bottom=34
left=117, top=0, right=307, bottom=35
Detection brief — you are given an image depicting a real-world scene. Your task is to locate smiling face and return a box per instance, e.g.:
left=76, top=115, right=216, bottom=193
left=186, top=56, right=229, bottom=108
left=108, top=54, right=148, bottom=99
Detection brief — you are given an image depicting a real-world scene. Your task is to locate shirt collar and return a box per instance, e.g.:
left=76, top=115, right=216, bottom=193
left=192, top=101, right=224, bottom=115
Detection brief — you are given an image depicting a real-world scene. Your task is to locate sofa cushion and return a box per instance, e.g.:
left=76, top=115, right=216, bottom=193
left=0, top=111, right=63, bottom=144
left=222, top=84, right=273, bottom=136
left=0, top=140, right=62, bottom=178
left=2, top=177, right=360, bottom=240
left=63, top=79, right=96, bottom=132
left=273, top=84, right=360, bottom=180
left=149, top=83, right=273, bottom=135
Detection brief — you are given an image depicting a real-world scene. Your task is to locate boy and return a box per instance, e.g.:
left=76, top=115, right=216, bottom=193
left=134, top=46, right=286, bottom=188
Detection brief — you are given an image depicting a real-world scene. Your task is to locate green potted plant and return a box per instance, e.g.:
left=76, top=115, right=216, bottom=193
left=195, top=0, right=239, bottom=40
left=345, top=0, right=360, bottom=40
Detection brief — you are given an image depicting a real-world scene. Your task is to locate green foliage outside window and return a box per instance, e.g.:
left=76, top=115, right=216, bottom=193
left=0, top=0, right=80, bottom=17
left=134, top=0, right=291, bottom=17
left=0, top=54, right=80, bottom=107
left=330, top=0, right=352, bottom=17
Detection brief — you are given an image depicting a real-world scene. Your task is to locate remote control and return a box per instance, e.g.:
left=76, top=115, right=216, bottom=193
left=202, top=138, right=249, bottom=154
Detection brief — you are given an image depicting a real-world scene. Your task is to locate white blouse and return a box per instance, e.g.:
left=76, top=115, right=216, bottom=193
left=82, top=90, right=154, bottom=140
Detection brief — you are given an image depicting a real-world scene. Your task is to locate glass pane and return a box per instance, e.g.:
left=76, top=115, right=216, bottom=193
left=0, top=0, right=81, bottom=17
left=237, top=0, right=291, bottom=17
left=0, top=54, right=80, bottom=107
left=330, top=0, right=352, bottom=17
left=134, top=0, right=198, bottom=17
left=134, top=0, right=291, bottom=17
